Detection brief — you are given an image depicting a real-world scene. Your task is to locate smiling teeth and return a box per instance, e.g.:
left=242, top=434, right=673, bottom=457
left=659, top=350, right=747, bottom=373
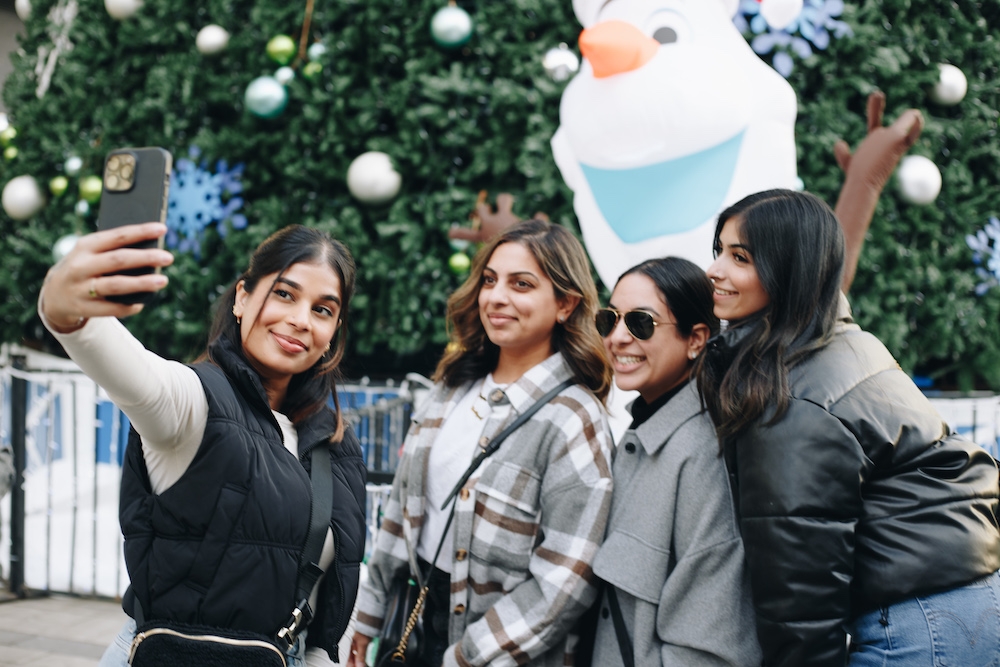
left=715, top=288, right=736, bottom=295
left=616, top=355, right=644, bottom=365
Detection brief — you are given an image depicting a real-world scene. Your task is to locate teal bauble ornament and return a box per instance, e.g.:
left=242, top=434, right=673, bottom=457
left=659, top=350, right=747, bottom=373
left=307, top=42, right=327, bottom=61
left=245, top=76, right=288, bottom=118
left=430, top=4, right=473, bottom=50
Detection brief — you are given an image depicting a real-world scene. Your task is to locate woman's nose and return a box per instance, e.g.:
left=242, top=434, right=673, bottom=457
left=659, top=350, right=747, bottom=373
left=608, top=315, right=632, bottom=343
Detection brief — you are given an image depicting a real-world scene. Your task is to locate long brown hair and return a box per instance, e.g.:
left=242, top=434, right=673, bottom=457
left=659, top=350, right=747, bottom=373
left=434, top=219, right=612, bottom=403
left=204, top=225, right=356, bottom=439
left=697, top=189, right=844, bottom=439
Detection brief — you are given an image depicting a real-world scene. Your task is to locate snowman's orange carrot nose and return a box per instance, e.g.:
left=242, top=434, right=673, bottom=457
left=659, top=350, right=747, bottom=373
left=579, top=20, right=659, bottom=78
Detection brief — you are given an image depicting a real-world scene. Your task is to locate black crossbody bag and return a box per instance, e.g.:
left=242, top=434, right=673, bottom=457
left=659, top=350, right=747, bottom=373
left=127, top=445, right=335, bottom=667
left=373, top=379, right=576, bottom=666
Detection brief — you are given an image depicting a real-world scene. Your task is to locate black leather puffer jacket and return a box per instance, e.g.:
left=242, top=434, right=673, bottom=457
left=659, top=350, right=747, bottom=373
left=704, top=309, right=1000, bottom=667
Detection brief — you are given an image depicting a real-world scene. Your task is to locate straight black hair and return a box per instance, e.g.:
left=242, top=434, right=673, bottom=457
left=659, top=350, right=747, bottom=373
left=617, top=257, right=720, bottom=338
left=698, top=189, right=845, bottom=438
left=205, top=225, right=356, bottom=438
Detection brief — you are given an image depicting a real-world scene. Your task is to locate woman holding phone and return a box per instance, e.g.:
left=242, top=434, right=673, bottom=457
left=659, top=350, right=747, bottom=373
left=699, top=189, right=1000, bottom=667
left=588, top=257, right=761, bottom=667
left=39, top=222, right=367, bottom=667
left=349, top=219, right=614, bottom=667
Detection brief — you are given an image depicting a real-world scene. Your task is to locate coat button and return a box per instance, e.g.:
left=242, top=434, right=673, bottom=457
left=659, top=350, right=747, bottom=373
left=459, top=488, right=470, bottom=501
left=454, top=604, right=466, bottom=615
left=479, top=436, right=489, bottom=447
left=489, top=389, right=505, bottom=402
left=602, top=607, right=610, bottom=619
left=455, top=549, right=468, bottom=561
left=625, top=443, right=636, bottom=453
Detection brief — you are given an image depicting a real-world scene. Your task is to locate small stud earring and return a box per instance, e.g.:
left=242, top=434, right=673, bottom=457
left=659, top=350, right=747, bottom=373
left=558, top=316, right=566, bottom=323
left=689, top=351, right=697, bottom=360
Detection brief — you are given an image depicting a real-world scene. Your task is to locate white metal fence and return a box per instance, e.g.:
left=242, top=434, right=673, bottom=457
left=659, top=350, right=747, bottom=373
left=2, top=348, right=999, bottom=599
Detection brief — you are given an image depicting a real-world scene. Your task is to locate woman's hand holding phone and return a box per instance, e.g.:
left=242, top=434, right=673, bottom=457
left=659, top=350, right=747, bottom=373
left=40, top=223, right=174, bottom=333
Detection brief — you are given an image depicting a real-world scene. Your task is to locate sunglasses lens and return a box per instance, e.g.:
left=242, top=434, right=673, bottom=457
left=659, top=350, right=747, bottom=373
left=595, top=310, right=617, bottom=337
left=624, top=312, right=656, bottom=340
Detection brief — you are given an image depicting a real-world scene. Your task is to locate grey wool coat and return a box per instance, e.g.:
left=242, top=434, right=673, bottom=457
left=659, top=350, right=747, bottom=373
left=591, top=381, right=762, bottom=667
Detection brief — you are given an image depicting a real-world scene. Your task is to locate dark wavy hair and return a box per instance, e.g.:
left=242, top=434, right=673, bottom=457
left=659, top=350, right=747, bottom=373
left=204, top=225, right=356, bottom=438
left=433, top=219, right=613, bottom=403
left=697, top=189, right=845, bottom=439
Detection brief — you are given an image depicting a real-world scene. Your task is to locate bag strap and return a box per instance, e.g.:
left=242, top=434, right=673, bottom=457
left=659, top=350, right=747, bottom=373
left=277, top=444, right=334, bottom=647
left=606, top=586, right=635, bottom=667
left=440, top=378, right=576, bottom=510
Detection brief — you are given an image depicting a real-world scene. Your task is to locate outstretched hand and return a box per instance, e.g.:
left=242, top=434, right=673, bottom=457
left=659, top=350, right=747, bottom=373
left=834, top=92, right=924, bottom=292
left=40, top=223, right=174, bottom=333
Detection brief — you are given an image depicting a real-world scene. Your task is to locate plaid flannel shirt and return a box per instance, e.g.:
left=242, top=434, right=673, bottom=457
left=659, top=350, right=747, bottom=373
left=356, top=352, right=613, bottom=667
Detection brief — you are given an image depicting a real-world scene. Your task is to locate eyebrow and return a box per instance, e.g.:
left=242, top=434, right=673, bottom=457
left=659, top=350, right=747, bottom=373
left=483, top=267, right=541, bottom=281
left=276, top=276, right=341, bottom=305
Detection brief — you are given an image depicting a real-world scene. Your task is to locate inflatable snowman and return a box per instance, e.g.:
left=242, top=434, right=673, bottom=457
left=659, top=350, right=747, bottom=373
left=552, top=0, right=799, bottom=285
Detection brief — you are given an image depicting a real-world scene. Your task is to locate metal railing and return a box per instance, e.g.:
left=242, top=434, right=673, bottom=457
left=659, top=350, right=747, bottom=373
left=0, top=348, right=423, bottom=599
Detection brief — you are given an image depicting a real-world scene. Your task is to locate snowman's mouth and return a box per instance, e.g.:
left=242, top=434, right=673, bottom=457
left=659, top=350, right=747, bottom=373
left=579, top=130, right=745, bottom=244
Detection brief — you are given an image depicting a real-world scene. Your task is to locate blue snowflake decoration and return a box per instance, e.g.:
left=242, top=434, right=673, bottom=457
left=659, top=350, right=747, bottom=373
left=966, top=216, right=1000, bottom=295
left=733, top=0, right=852, bottom=77
left=166, top=146, right=246, bottom=257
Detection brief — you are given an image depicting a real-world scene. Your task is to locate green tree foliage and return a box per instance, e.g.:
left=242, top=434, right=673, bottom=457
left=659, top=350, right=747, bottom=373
left=3, top=0, right=1000, bottom=387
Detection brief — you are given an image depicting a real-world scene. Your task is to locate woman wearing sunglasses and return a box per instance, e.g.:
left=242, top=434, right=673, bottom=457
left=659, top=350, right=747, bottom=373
left=699, top=189, right=1000, bottom=667
left=588, top=258, right=762, bottom=667
left=349, top=219, right=614, bottom=667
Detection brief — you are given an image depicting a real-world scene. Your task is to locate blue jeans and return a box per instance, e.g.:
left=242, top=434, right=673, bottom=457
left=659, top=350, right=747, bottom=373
left=848, top=570, right=1000, bottom=666
left=99, top=617, right=310, bottom=667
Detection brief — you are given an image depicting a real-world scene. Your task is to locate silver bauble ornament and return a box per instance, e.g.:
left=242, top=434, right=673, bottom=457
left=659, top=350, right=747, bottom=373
left=542, top=43, right=580, bottom=82
left=104, top=0, right=143, bottom=20
left=307, top=43, right=328, bottom=61
left=896, top=156, right=942, bottom=206
left=274, top=67, right=296, bottom=85
left=346, top=151, right=402, bottom=206
left=15, top=0, right=31, bottom=21
left=930, top=64, right=967, bottom=106
left=244, top=76, right=288, bottom=118
left=64, top=155, right=83, bottom=176
left=53, top=233, right=80, bottom=262
left=430, top=5, right=473, bottom=49
left=2, top=175, right=46, bottom=220
left=74, top=199, right=90, bottom=217
left=196, top=25, right=230, bottom=56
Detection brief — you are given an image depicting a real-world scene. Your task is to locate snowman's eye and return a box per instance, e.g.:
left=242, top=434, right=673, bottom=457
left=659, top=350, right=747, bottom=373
left=654, top=27, right=678, bottom=44
left=645, top=10, right=691, bottom=45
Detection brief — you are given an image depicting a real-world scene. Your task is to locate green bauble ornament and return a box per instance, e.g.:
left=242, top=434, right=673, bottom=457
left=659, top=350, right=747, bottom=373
left=266, top=35, right=297, bottom=65
left=448, top=252, right=471, bottom=275
left=79, top=175, right=103, bottom=203
left=3, top=146, right=17, bottom=161
left=302, top=62, right=323, bottom=79
left=49, top=176, right=69, bottom=196
left=0, top=126, right=16, bottom=147
left=431, top=4, right=473, bottom=50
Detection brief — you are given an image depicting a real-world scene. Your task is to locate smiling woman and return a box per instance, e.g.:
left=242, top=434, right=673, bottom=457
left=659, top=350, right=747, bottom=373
left=37, top=223, right=367, bottom=667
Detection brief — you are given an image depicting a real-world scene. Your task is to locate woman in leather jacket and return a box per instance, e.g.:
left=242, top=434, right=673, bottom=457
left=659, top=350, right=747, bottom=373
left=698, top=189, right=1000, bottom=667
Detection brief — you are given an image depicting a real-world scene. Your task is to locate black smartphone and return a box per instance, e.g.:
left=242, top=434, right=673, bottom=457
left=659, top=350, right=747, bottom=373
left=95, top=146, right=173, bottom=304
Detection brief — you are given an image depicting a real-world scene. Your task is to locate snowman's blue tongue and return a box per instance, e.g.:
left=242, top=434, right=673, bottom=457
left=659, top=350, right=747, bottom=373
left=580, top=129, right=744, bottom=243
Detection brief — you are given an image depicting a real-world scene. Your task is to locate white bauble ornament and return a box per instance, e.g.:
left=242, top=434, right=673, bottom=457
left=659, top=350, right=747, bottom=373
left=15, top=0, right=31, bottom=21
left=0, top=113, right=8, bottom=133
left=431, top=5, right=473, bottom=49
left=52, top=233, right=80, bottom=262
left=543, top=43, right=580, bottom=82
left=307, top=43, right=327, bottom=61
left=244, top=76, right=288, bottom=118
left=759, top=0, right=803, bottom=30
left=896, top=156, right=942, bottom=206
left=104, top=0, right=142, bottom=20
left=930, top=64, right=967, bottom=106
left=64, top=155, right=83, bottom=176
left=196, top=25, right=230, bottom=55
left=2, top=175, right=46, bottom=220
left=346, top=152, right=402, bottom=205
left=274, top=66, right=296, bottom=85
left=74, top=199, right=90, bottom=216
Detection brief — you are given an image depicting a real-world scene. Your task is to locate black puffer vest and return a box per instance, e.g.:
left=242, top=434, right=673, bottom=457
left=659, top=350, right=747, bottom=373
left=119, top=335, right=367, bottom=659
